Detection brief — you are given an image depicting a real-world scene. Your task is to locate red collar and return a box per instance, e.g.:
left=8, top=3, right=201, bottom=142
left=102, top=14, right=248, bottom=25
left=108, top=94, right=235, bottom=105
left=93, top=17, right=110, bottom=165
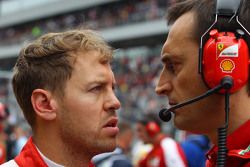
left=15, top=137, right=48, bottom=167
left=207, top=120, right=250, bottom=164
left=227, top=119, right=250, bottom=150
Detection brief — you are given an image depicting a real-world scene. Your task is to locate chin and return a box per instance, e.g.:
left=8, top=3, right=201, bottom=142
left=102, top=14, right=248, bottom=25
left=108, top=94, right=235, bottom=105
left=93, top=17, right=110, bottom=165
left=174, top=116, right=219, bottom=135
left=91, top=140, right=116, bottom=156
left=102, top=138, right=117, bottom=151
left=174, top=116, right=204, bottom=133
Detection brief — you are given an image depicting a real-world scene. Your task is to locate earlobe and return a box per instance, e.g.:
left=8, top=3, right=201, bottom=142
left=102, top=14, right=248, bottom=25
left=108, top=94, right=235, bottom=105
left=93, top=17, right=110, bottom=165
left=31, top=89, right=57, bottom=121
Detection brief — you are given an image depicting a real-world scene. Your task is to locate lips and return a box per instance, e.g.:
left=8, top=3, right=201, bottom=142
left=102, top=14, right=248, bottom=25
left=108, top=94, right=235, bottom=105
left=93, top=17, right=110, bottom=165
left=168, top=99, right=178, bottom=113
left=169, top=100, right=178, bottom=106
left=103, top=117, right=118, bottom=128
left=102, top=117, right=119, bottom=136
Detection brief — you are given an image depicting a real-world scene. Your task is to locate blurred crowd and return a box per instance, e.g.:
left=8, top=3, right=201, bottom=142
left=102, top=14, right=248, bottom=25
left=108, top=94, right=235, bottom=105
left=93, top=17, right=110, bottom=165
left=0, top=0, right=168, bottom=46
left=0, top=103, right=30, bottom=164
left=0, top=0, right=170, bottom=127
left=113, top=46, right=167, bottom=122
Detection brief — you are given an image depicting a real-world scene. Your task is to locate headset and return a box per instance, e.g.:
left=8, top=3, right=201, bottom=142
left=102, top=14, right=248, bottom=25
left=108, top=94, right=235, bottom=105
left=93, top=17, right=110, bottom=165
left=199, top=0, right=250, bottom=93
left=200, top=1, right=250, bottom=165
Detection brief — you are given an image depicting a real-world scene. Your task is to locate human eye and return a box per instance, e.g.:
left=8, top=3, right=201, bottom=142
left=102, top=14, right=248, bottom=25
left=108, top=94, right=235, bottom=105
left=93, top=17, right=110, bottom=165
left=89, top=85, right=103, bottom=93
left=165, top=60, right=181, bottom=75
left=166, top=61, right=175, bottom=73
left=166, top=60, right=176, bottom=73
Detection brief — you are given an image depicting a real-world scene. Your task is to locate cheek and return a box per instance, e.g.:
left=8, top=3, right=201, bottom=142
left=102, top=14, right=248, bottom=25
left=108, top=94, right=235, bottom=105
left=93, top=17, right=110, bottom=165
left=61, top=90, right=105, bottom=128
left=61, top=97, right=102, bottom=126
left=175, top=65, right=208, bottom=98
left=67, top=92, right=103, bottom=112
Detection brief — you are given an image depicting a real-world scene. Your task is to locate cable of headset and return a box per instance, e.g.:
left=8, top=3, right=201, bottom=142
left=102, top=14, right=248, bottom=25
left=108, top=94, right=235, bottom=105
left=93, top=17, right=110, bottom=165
left=217, top=77, right=233, bottom=167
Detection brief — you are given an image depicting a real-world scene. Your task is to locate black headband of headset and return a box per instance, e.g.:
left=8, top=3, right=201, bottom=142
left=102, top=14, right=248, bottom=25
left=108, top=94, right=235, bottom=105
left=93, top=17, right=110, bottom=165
left=216, top=0, right=241, bottom=16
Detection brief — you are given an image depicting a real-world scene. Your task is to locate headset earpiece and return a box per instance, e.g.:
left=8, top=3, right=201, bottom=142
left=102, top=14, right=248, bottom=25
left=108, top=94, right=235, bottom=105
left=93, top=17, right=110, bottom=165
left=145, top=121, right=160, bottom=137
left=202, top=29, right=249, bottom=93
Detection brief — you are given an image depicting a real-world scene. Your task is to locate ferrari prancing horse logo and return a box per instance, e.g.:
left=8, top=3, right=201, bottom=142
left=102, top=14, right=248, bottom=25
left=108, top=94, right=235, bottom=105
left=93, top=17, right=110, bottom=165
left=218, top=43, right=224, bottom=51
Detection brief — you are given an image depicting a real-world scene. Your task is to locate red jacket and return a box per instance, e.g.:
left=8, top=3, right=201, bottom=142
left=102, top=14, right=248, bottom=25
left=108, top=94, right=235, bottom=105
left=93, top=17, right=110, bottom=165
left=0, top=142, right=6, bottom=165
left=206, top=120, right=250, bottom=167
left=139, top=136, right=187, bottom=167
left=0, top=137, right=95, bottom=167
left=0, top=137, right=48, bottom=167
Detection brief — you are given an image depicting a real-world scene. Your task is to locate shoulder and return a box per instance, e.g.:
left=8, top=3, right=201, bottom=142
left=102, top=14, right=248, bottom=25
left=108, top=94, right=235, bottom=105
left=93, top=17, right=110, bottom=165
left=0, top=160, right=19, bottom=167
left=161, top=137, right=178, bottom=147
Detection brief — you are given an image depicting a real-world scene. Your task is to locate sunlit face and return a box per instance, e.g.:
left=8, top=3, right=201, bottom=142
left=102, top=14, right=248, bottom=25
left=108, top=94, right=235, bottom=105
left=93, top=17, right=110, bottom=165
left=155, top=12, right=225, bottom=134
left=56, top=50, right=121, bottom=156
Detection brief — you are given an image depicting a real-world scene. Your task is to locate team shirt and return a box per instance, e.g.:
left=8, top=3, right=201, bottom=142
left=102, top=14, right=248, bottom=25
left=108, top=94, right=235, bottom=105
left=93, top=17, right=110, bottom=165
left=206, top=120, right=250, bottom=167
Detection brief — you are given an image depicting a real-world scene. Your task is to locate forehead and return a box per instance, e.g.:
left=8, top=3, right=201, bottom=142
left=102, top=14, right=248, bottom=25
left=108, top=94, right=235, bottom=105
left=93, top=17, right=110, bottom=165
left=72, top=50, right=114, bottom=79
left=162, top=12, right=198, bottom=58
left=168, top=12, right=195, bottom=42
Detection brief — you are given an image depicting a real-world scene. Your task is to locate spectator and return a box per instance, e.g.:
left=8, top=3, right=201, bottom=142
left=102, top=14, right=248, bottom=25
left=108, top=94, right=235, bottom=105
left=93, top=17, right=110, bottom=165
left=131, top=117, right=152, bottom=167
left=0, top=0, right=168, bottom=46
left=138, top=114, right=187, bottom=167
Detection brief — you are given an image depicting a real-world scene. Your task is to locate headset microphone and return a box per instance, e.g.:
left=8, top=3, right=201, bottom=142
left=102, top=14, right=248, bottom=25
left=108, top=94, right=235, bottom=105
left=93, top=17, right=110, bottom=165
left=159, top=108, right=172, bottom=122
left=159, top=77, right=233, bottom=122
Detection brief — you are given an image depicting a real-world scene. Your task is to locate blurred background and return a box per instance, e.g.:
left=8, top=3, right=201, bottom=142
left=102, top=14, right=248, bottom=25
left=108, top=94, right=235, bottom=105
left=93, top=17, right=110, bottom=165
left=0, top=0, right=197, bottom=163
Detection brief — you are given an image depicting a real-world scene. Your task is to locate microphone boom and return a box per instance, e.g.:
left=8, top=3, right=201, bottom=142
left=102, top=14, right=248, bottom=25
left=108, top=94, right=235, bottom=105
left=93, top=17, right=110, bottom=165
left=159, top=84, right=223, bottom=122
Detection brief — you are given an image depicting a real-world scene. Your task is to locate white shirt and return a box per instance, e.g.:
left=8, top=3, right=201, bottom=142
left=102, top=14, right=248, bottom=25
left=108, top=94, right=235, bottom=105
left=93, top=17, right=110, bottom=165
left=36, top=146, right=64, bottom=167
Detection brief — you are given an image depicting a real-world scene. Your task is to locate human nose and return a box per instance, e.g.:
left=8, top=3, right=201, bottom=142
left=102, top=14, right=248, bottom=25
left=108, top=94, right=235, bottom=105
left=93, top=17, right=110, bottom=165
left=104, top=90, right=121, bottom=111
left=155, top=69, right=173, bottom=96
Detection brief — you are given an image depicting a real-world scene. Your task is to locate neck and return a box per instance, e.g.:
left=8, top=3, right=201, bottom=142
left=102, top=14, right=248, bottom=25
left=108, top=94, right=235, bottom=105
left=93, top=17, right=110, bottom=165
left=117, top=142, right=126, bottom=153
left=153, top=133, right=164, bottom=145
left=33, top=123, right=91, bottom=167
left=206, top=89, right=250, bottom=144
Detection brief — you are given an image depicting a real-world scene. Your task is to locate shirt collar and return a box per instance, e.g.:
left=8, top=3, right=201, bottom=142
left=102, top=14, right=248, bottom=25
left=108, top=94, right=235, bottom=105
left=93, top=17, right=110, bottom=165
left=207, top=119, right=250, bottom=161
left=227, top=119, right=250, bottom=150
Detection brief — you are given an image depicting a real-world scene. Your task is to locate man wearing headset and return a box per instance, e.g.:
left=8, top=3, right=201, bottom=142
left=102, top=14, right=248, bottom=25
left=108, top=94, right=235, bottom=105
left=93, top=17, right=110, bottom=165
left=155, top=0, right=250, bottom=166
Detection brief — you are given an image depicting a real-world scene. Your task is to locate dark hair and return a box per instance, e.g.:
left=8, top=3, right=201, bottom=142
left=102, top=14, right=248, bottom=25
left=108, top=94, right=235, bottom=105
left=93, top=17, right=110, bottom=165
left=166, top=0, right=250, bottom=94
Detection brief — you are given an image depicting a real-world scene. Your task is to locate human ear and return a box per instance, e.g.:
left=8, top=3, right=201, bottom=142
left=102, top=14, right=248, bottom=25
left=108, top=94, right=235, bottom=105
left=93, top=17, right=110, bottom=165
left=31, top=89, right=57, bottom=121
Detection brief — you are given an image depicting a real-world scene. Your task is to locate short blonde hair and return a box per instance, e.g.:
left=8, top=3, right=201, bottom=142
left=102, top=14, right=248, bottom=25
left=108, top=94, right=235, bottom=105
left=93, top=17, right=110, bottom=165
left=12, top=29, right=113, bottom=126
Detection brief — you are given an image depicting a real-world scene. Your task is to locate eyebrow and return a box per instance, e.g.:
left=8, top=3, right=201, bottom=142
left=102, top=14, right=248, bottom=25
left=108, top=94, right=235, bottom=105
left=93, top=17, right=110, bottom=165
left=88, top=78, right=117, bottom=88
left=161, top=53, right=182, bottom=63
left=88, top=79, right=107, bottom=86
